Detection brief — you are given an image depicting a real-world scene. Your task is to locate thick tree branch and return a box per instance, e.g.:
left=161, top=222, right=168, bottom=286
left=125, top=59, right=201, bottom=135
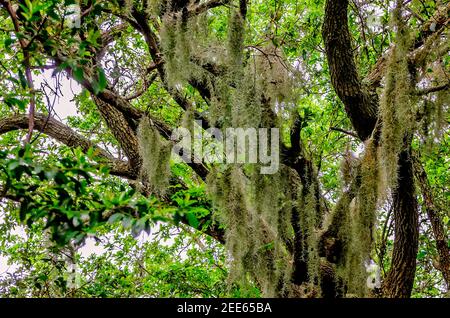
left=322, top=0, right=378, bottom=141
left=91, top=96, right=142, bottom=175
left=0, top=113, right=133, bottom=178
left=187, top=0, right=231, bottom=18
left=416, top=82, right=450, bottom=96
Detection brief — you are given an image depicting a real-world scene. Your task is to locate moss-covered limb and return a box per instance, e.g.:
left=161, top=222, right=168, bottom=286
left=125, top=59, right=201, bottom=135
left=279, top=113, right=329, bottom=292
left=137, top=116, right=172, bottom=194
left=318, top=140, right=381, bottom=297
left=122, top=2, right=213, bottom=134
left=318, top=189, right=355, bottom=265
left=318, top=187, right=355, bottom=297
left=378, top=4, right=416, bottom=193
left=412, top=1, right=450, bottom=50
left=290, top=204, right=309, bottom=287
left=279, top=120, right=320, bottom=290
left=207, top=167, right=295, bottom=297
left=303, top=188, right=321, bottom=286
left=365, top=2, right=450, bottom=90
left=344, top=140, right=379, bottom=296
left=190, top=55, right=229, bottom=78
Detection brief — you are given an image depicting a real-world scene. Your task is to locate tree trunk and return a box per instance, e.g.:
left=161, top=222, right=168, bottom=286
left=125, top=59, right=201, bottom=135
left=383, top=143, right=419, bottom=297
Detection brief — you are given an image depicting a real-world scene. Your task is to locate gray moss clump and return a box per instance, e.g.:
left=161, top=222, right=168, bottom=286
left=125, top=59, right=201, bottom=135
left=157, top=1, right=305, bottom=297
left=379, top=6, right=416, bottom=194
left=324, top=139, right=380, bottom=297
left=160, top=10, right=211, bottom=89
left=342, top=140, right=379, bottom=296
left=206, top=166, right=296, bottom=297
left=160, top=15, right=189, bottom=87
left=252, top=45, right=294, bottom=105
left=227, top=10, right=245, bottom=76
left=137, top=116, right=172, bottom=194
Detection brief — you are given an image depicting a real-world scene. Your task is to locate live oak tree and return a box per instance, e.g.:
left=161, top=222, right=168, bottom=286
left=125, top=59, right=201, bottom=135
left=0, top=0, right=449, bottom=298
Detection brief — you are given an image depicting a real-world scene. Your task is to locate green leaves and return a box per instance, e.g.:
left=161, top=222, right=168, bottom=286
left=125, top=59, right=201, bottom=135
left=0, top=146, right=202, bottom=245
left=71, top=67, right=108, bottom=95
left=4, top=37, right=15, bottom=50
left=3, top=96, right=27, bottom=111
left=72, top=66, right=85, bottom=83
left=91, top=68, right=108, bottom=95
left=185, top=213, right=199, bottom=229
left=171, top=188, right=210, bottom=230
left=18, top=0, right=53, bottom=22
left=18, top=69, right=28, bottom=89
left=107, top=213, right=124, bottom=224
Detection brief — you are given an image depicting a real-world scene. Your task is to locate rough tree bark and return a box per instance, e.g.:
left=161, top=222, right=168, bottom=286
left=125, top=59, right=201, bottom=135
left=382, top=142, right=419, bottom=298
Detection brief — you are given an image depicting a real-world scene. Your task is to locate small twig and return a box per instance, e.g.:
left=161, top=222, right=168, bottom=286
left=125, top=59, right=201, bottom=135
left=125, top=73, right=158, bottom=100
left=330, top=127, right=359, bottom=139
left=416, top=82, right=449, bottom=95
left=0, top=0, right=37, bottom=145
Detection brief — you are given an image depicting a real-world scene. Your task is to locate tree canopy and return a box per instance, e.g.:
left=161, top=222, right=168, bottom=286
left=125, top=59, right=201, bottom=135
left=0, top=0, right=449, bottom=298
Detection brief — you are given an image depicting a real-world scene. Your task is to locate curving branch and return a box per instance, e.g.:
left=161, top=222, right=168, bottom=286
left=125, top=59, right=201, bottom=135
left=322, top=0, right=378, bottom=141
left=0, top=113, right=134, bottom=178
left=187, top=0, right=231, bottom=18
left=416, top=82, right=450, bottom=96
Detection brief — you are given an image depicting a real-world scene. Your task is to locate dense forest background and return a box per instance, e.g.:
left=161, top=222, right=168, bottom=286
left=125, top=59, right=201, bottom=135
left=0, top=0, right=448, bottom=298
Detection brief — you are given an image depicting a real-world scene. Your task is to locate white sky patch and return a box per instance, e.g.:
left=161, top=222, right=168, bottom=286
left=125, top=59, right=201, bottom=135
left=33, top=70, right=81, bottom=120
left=0, top=255, right=19, bottom=275
left=78, top=237, right=107, bottom=258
